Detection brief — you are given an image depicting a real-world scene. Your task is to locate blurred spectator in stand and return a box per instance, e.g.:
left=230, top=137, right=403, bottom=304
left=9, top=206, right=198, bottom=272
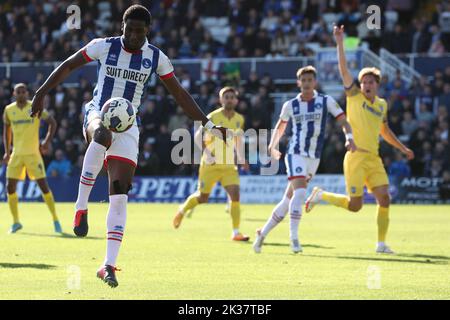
left=388, top=151, right=411, bottom=182
left=245, top=71, right=261, bottom=93
left=415, top=103, right=435, bottom=125
left=71, top=155, right=85, bottom=178
left=136, top=139, right=161, bottom=176
left=46, top=149, right=72, bottom=178
left=401, top=111, right=418, bottom=138
left=168, top=106, right=190, bottom=133
left=155, top=124, right=174, bottom=175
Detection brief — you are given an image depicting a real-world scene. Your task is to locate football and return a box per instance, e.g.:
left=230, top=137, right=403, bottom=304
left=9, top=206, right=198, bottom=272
left=101, top=97, right=136, bottom=133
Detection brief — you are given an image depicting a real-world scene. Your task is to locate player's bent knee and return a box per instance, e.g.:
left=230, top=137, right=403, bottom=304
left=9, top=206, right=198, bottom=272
left=6, top=184, right=15, bottom=194
left=93, top=126, right=112, bottom=148
left=348, top=200, right=362, bottom=212
left=229, top=194, right=240, bottom=202
left=198, top=194, right=209, bottom=203
left=378, top=194, right=391, bottom=207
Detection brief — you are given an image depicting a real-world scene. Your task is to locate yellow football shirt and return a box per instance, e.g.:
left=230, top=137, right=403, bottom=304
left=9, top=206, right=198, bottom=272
left=3, top=100, right=48, bottom=155
left=346, top=85, right=387, bottom=155
left=202, top=107, right=245, bottom=166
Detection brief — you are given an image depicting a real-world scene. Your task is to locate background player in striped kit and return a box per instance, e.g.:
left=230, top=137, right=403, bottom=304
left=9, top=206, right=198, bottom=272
left=253, top=66, right=356, bottom=253
left=31, top=5, right=226, bottom=288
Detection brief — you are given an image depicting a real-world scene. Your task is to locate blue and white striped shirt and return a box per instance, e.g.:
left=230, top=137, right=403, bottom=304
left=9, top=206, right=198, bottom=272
left=82, top=36, right=174, bottom=112
left=280, top=91, right=344, bottom=159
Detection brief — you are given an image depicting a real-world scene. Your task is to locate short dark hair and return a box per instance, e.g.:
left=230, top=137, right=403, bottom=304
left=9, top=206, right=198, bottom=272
left=123, top=5, right=152, bottom=26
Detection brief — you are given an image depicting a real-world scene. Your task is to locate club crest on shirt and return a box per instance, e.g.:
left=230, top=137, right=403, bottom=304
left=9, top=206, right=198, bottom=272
left=108, top=53, right=118, bottom=62
left=142, top=58, right=152, bottom=69
left=314, top=103, right=323, bottom=110
left=296, top=167, right=302, bottom=173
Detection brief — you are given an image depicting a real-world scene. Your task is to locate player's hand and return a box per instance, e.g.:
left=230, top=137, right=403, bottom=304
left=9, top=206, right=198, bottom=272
left=239, top=161, right=250, bottom=172
left=2, top=153, right=10, bottom=164
left=40, top=140, right=50, bottom=155
left=345, top=139, right=357, bottom=153
left=333, top=25, right=345, bottom=43
left=210, top=126, right=229, bottom=142
left=269, top=146, right=282, bottom=160
left=204, top=150, right=216, bottom=165
left=402, top=147, right=415, bottom=160
left=30, top=93, right=45, bottom=118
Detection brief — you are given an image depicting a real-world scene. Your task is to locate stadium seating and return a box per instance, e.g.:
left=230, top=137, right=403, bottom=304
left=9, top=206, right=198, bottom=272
left=0, top=0, right=448, bottom=180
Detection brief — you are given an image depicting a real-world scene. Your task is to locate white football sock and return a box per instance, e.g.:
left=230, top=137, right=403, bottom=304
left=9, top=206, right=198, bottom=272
left=289, top=188, right=306, bottom=241
left=104, top=194, right=127, bottom=267
left=75, top=141, right=106, bottom=211
left=260, top=195, right=290, bottom=237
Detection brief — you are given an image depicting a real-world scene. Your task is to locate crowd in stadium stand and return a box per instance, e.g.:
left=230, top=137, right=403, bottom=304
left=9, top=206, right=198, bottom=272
left=1, top=0, right=450, bottom=62
left=0, top=0, right=449, bottom=180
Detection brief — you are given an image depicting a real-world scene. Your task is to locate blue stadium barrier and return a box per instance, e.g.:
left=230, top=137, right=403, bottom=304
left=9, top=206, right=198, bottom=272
left=1, top=166, right=447, bottom=204
left=0, top=56, right=314, bottom=87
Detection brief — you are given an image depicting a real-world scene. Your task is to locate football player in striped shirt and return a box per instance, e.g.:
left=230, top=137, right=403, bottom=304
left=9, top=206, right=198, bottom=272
left=31, top=5, right=226, bottom=288
left=253, top=66, right=356, bottom=253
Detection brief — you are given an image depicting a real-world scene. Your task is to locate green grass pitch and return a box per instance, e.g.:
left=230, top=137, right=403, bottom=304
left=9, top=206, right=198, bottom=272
left=0, top=203, right=449, bottom=300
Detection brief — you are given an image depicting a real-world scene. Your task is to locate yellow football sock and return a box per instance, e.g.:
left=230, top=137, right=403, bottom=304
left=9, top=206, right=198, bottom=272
left=230, top=201, right=240, bottom=230
left=42, top=192, right=58, bottom=221
left=322, top=192, right=349, bottom=210
left=180, top=193, right=199, bottom=214
left=377, top=205, right=390, bottom=243
left=7, top=193, right=20, bottom=224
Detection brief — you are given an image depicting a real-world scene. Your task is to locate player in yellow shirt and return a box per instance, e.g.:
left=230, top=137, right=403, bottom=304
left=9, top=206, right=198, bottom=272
left=2, top=83, right=61, bottom=234
left=305, top=26, right=414, bottom=254
left=173, top=87, right=250, bottom=241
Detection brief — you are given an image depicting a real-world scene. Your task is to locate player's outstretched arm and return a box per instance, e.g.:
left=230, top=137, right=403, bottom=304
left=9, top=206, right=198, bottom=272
left=161, top=76, right=227, bottom=140
left=381, top=121, right=415, bottom=160
left=2, top=110, right=12, bottom=164
left=268, top=119, right=288, bottom=160
left=333, top=25, right=354, bottom=90
left=31, top=50, right=90, bottom=117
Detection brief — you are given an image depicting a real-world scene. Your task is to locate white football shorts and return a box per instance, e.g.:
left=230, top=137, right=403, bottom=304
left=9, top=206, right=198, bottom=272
left=83, top=103, right=139, bottom=167
left=284, top=153, right=320, bottom=181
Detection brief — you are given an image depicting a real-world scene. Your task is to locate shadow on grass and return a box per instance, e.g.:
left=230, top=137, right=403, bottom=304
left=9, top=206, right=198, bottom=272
left=0, top=262, right=57, bottom=269
left=304, top=254, right=448, bottom=265
left=264, top=242, right=335, bottom=249
left=396, top=253, right=450, bottom=261
left=19, top=232, right=103, bottom=240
